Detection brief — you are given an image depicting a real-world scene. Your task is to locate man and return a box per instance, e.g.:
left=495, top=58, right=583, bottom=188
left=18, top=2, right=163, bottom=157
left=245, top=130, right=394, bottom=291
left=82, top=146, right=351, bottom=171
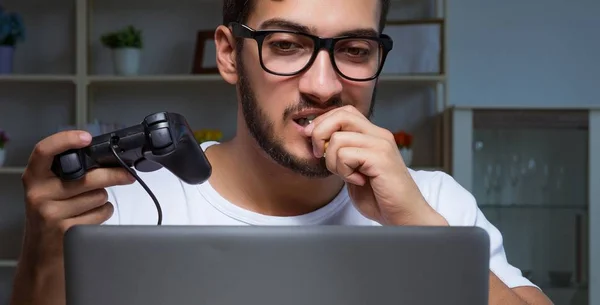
left=10, top=0, right=553, bottom=304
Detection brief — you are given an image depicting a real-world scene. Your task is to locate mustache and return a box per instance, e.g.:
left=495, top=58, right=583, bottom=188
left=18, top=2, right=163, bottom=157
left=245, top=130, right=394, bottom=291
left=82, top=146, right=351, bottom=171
left=283, top=95, right=346, bottom=120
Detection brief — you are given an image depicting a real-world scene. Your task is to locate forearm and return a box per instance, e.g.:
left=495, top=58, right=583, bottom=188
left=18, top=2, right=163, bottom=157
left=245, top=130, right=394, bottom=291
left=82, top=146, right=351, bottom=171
left=10, top=231, right=66, bottom=305
left=10, top=257, right=66, bottom=305
left=488, top=271, right=529, bottom=305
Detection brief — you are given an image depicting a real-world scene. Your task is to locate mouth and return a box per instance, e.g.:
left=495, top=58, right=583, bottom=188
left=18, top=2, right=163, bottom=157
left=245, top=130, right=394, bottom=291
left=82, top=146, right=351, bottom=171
left=293, top=114, right=318, bottom=127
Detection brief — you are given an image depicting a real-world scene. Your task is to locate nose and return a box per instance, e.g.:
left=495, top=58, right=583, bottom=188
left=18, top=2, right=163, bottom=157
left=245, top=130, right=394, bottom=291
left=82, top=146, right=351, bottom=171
left=298, top=50, right=343, bottom=104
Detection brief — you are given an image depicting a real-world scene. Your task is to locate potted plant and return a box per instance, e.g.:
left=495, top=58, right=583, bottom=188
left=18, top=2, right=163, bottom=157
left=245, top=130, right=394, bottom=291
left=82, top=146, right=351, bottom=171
left=0, top=6, right=25, bottom=74
left=101, top=25, right=143, bottom=75
left=0, top=129, right=10, bottom=167
left=393, top=130, right=413, bottom=167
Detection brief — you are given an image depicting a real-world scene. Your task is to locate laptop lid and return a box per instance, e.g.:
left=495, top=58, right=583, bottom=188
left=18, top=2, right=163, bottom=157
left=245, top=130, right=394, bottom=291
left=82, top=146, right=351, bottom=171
left=64, top=225, right=490, bottom=305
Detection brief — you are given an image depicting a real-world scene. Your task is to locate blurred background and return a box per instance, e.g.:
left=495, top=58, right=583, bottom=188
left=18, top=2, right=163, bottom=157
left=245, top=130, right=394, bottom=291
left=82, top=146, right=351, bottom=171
left=0, top=0, right=598, bottom=304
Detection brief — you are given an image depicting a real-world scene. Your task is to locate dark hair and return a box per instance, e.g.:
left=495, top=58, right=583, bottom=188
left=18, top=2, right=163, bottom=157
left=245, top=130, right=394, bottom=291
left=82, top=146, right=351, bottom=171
left=222, top=0, right=391, bottom=33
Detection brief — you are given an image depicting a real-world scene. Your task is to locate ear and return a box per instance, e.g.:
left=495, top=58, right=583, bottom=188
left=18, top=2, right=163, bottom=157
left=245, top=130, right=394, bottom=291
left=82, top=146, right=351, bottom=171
left=215, top=25, right=238, bottom=85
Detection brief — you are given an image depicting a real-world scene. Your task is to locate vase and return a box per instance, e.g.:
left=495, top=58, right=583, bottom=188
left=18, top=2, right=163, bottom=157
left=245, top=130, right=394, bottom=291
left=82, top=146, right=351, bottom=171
left=399, top=147, right=413, bottom=167
left=112, top=47, right=141, bottom=76
left=0, top=45, right=15, bottom=74
left=0, top=148, right=6, bottom=167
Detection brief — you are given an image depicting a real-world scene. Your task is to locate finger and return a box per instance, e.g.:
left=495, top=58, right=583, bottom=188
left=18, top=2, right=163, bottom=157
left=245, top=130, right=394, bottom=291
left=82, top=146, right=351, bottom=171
left=38, top=188, right=109, bottom=221
left=25, top=130, right=92, bottom=178
left=34, top=167, right=135, bottom=201
left=322, top=131, right=374, bottom=159
left=309, top=110, right=373, bottom=157
left=59, top=188, right=111, bottom=219
left=312, top=105, right=366, bottom=125
left=61, top=202, right=115, bottom=232
left=60, top=167, right=136, bottom=199
left=322, top=132, right=376, bottom=185
left=334, top=147, right=370, bottom=186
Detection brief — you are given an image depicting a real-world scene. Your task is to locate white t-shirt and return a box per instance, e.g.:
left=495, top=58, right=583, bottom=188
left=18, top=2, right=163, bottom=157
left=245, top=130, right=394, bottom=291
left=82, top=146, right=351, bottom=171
left=105, top=141, right=535, bottom=289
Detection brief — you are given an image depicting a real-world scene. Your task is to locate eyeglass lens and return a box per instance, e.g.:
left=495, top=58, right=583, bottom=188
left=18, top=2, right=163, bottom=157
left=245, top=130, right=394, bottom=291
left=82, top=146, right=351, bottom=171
left=261, top=32, right=382, bottom=79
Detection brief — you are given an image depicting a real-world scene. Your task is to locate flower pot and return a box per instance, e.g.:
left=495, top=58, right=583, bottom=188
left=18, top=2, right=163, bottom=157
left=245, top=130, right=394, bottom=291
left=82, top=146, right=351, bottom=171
left=399, top=147, right=413, bottom=167
left=0, top=148, right=6, bottom=167
left=112, top=47, right=141, bottom=76
left=0, top=46, right=15, bottom=74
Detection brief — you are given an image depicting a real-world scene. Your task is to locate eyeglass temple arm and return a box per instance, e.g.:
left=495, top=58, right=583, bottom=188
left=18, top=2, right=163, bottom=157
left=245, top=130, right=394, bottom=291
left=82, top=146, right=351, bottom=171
left=228, top=22, right=254, bottom=38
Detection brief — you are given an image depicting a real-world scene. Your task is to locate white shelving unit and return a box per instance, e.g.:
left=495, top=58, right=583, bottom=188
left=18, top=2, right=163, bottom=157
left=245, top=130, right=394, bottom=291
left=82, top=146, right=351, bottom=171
left=0, top=0, right=449, bottom=277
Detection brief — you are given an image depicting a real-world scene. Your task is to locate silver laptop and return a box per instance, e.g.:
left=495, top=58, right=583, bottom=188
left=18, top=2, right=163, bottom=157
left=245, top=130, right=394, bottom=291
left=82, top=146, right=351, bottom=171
left=63, top=225, right=490, bottom=305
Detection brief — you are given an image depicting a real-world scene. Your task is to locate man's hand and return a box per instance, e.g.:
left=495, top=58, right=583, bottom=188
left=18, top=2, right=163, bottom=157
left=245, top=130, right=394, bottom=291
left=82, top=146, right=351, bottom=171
left=304, top=105, right=447, bottom=226
left=305, top=105, right=554, bottom=305
left=10, top=130, right=136, bottom=305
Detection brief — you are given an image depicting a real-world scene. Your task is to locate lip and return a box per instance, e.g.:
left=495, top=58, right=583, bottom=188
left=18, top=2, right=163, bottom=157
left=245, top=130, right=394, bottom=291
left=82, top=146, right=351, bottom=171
left=290, top=107, right=336, bottom=121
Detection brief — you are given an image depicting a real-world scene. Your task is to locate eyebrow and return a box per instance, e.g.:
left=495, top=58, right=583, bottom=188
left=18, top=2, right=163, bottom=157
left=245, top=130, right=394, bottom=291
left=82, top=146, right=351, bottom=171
left=258, top=18, right=379, bottom=38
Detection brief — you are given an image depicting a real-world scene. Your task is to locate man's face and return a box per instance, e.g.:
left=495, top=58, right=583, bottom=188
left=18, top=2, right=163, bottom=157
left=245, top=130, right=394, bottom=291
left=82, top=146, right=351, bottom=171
left=236, top=0, right=382, bottom=178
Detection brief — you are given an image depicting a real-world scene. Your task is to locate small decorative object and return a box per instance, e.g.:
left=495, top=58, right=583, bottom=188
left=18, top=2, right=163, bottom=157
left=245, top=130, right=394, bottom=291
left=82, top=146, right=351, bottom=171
left=101, top=25, right=143, bottom=75
left=192, top=30, right=218, bottom=74
left=0, top=129, right=10, bottom=167
left=394, top=130, right=413, bottom=167
left=0, top=6, right=25, bottom=74
left=193, top=129, right=223, bottom=143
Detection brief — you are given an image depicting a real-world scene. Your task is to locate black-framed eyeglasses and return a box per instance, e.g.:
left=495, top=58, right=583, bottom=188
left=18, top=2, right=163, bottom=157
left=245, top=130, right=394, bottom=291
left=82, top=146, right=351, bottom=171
left=229, top=22, right=394, bottom=82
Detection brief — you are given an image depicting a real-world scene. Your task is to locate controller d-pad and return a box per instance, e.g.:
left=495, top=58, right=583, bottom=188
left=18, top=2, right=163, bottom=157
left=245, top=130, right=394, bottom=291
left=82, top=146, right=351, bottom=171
left=60, top=153, right=82, bottom=174
left=149, top=127, right=172, bottom=149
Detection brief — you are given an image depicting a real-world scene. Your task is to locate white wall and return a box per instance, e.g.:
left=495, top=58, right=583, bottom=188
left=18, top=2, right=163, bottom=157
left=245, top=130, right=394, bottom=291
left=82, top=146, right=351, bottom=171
left=447, top=0, right=600, bottom=108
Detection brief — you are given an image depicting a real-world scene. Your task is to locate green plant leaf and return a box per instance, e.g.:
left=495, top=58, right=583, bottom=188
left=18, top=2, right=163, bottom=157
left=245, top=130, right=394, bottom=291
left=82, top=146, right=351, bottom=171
left=100, top=25, right=143, bottom=49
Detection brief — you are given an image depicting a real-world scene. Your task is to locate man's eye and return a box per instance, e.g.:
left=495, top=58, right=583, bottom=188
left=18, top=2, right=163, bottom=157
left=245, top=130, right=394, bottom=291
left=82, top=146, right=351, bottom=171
left=341, top=47, right=369, bottom=57
left=271, top=41, right=299, bottom=50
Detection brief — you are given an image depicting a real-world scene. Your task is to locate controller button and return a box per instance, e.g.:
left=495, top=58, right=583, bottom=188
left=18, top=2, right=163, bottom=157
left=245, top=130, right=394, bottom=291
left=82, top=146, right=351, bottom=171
left=145, top=112, right=168, bottom=125
left=150, top=127, right=173, bottom=149
left=60, top=153, right=82, bottom=174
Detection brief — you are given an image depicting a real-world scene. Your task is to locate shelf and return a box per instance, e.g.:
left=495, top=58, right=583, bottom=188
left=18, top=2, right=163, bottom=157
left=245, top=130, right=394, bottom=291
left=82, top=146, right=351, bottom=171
left=88, top=74, right=226, bottom=84
left=0, top=75, right=76, bottom=83
left=0, top=260, right=17, bottom=268
left=0, top=167, right=26, bottom=175
left=479, top=204, right=587, bottom=210
left=86, top=74, right=445, bottom=85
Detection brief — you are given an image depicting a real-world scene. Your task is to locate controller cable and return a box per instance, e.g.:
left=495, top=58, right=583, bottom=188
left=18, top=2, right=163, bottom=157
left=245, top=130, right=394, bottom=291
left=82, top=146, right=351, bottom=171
left=109, top=135, right=163, bottom=225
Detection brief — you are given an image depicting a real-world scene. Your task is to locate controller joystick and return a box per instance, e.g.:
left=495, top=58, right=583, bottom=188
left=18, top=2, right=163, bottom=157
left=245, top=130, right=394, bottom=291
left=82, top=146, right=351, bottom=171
left=51, top=112, right=212, bottom=185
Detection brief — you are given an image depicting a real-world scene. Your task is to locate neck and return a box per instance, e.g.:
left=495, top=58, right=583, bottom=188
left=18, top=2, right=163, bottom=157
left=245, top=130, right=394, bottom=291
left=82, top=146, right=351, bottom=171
left=206, top=133, right=345, bottom=217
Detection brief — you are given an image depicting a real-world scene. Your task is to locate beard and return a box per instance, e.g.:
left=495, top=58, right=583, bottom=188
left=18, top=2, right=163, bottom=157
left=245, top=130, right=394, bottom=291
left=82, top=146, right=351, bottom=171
left=236, top=50, right=377, bottom=178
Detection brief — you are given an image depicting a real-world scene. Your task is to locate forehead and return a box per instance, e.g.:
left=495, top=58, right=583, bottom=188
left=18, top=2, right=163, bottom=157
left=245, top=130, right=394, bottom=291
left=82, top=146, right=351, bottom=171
left=246, top=0, right=381, bottom=36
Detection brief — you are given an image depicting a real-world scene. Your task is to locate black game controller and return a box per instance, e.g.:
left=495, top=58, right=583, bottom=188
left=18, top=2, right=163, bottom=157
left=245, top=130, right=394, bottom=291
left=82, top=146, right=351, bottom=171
left=51, top=112, right=212, bottom=185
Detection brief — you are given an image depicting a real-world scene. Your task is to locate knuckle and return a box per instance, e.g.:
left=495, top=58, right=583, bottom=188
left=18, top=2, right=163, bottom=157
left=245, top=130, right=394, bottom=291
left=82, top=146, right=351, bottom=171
left=21, top=170, right=34, bottom=187
left=32, top=141, right=49, bottom=157
left=329, top=131, right=342, bottom=143
left=336, top=147, right=347, bottom=159
left=380, top=128, right=395, bottom=143
left=38, top=202, right=61, bottom=221
left=25, top=189, right=44, bottom=206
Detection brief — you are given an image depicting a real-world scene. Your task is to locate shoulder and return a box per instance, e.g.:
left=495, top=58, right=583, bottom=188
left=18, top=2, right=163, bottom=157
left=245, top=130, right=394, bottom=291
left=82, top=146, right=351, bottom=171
left=408, top=168, right=478, bottom=226
left=408, top=169, right=538, bottom=289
